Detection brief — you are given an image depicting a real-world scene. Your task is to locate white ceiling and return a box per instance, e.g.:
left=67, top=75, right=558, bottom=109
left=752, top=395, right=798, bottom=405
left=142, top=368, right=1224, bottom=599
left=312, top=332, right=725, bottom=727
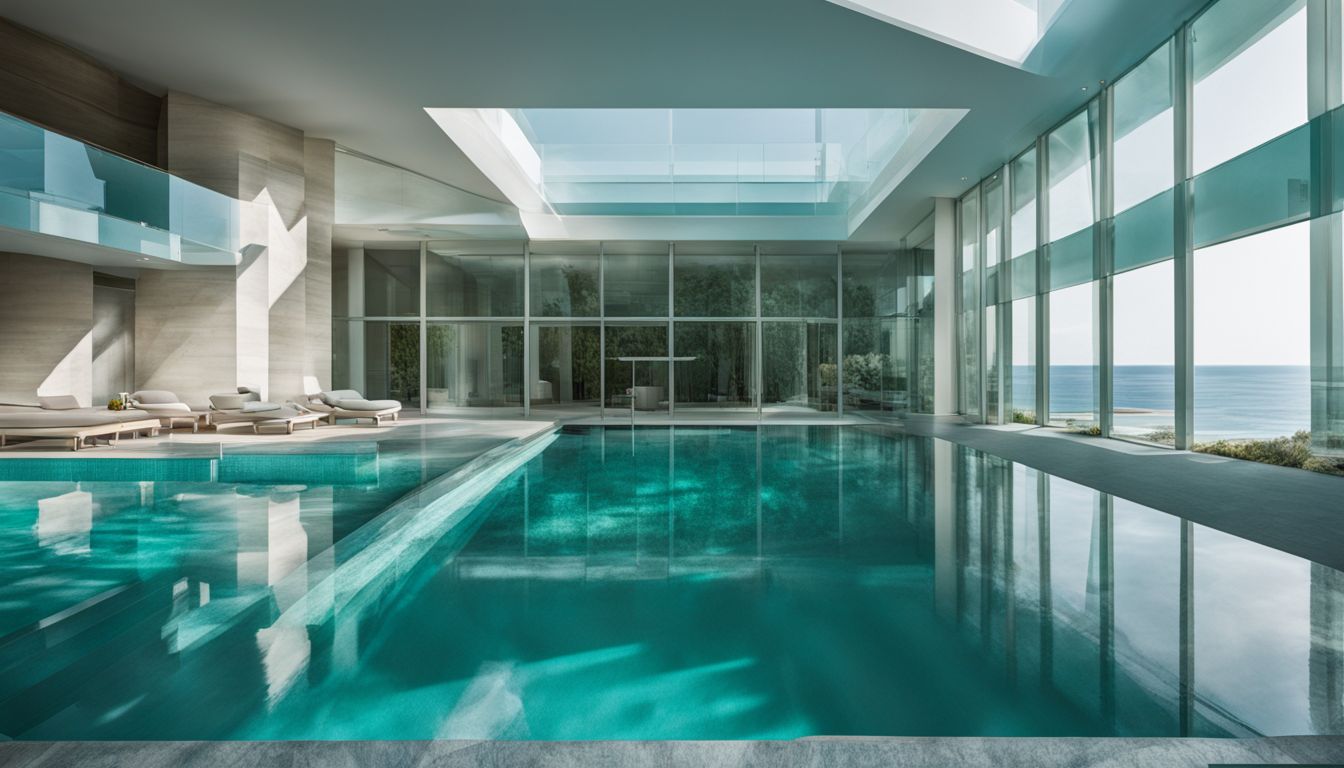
left=1, top=0, right=1207, bottom=243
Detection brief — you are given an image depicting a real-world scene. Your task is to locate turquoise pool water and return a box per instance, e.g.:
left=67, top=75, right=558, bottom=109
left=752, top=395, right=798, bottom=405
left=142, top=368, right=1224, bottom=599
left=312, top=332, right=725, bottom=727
left=0, top=426, right=1341, bottom=739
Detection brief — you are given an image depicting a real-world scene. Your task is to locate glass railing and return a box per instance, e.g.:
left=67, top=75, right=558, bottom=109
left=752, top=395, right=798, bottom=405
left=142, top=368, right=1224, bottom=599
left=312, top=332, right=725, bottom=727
left=0, top=110, right=239, bottom=264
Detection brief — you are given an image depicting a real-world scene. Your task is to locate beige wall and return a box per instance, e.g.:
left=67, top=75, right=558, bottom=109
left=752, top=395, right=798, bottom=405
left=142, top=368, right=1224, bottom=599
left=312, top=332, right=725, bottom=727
left=141, top=92, right=334, bottom=403
left=0, top=253, right=93, bottom=406
left=134, top=267, right=238, bottom=408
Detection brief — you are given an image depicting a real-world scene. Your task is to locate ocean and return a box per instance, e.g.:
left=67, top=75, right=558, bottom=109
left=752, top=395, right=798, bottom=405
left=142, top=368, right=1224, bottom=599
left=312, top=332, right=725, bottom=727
left=1005, top=365, right=1311, bottom=440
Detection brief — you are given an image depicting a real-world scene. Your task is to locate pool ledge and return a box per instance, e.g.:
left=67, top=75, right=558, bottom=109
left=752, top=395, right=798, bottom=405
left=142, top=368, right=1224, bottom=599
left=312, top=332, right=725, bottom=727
left=1, top=735, right=1341, bottom=766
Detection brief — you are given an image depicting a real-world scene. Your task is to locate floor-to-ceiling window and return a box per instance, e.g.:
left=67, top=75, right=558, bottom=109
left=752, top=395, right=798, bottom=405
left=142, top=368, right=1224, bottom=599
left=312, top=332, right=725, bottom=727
left=982, top=174, right=1005, bottom=423
left=1189, top=0, right=1311, bottom=443
left=842, top=249, right=934, bottom=414
left=1045, top=106, right=1100, bottom=430
left=338, top=240, right=932, bottom=420
left=951, top=0, right=1344, bottom=462
left=1193, top=223, right=1310, bottom=441
left=1111, top=40, right=1177, bottom=444
left=1008, top=149, right=1038, bottom=423
left=761, top=249, right=838, bottom=416
left=959, top=188, right=982, bottom=419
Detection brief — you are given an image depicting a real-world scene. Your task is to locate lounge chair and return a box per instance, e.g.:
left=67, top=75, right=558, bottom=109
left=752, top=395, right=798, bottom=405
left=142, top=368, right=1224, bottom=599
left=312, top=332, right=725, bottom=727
left=0, top=395, right=161, bottom=451
left=302, top=378, right=402, bottom=426
left=129, top=390, right=207, bottom=432
left=208, top=389, right=323, bottom=434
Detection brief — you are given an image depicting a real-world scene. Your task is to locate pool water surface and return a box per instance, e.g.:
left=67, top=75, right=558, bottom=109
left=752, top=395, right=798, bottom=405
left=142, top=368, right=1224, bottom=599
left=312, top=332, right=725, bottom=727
left=0, top=426, right=1340, bottom=740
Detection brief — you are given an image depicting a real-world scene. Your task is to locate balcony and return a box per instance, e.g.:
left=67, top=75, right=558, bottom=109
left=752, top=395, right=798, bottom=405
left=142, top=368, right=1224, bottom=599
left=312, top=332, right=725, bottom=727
left=0, top=110, right=241, bottom=267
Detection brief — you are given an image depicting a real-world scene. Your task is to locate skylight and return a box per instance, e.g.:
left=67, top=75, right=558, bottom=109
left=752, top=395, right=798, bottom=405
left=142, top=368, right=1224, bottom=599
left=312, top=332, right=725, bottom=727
left=427, top=108, right=966, bottom=240
left=824, top=0, right=1068, bottom=65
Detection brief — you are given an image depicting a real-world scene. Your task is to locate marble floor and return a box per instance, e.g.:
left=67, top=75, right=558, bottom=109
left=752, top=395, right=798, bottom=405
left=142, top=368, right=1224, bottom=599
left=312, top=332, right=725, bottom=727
left=1, top=736, right=1342, bottom=767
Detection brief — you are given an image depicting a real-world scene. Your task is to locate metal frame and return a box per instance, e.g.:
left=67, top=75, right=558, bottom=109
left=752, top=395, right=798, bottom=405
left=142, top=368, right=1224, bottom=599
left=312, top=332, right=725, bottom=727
left=1173, top=25, right=1195, bottom=450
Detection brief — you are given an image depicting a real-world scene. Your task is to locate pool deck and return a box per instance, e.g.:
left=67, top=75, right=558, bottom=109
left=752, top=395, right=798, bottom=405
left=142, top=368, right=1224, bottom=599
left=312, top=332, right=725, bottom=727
left=1, top=736, right=1342, bottom=766
left=0, top=415, right=555, bottom=461
left=895, top=415, right=1344, bottom=573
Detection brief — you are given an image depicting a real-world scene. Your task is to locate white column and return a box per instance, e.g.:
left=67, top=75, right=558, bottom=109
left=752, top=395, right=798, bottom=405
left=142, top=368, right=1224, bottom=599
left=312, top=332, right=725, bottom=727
left=933, top=197, right=958, bottom=414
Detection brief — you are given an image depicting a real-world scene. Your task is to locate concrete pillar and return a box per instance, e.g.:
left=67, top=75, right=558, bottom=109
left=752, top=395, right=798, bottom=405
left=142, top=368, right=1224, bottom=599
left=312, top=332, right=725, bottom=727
left=304, top=139, right=335, bottom=391
left=933, top=197, right=958, bottom=415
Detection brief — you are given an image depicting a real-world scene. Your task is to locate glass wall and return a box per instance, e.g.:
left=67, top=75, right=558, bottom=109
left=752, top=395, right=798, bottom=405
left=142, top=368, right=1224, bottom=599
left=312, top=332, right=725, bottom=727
left=530, top=243, right=600, bottom=318
left=953, top=0, right=1344, bottom=455
left=426, top=245, right=524, bottom=317
left=337, top=241, right=932, bottom=419
left=426, top=322, right=523, bottom=412
left=675, top=322, right=755, bottom=413
left=1193, top=223, right=1310, bottom=441
left=959, top=189, right=981, bottom=419
left=842, top=249, right=935, bottom=414
left=603, top=242, right=668, bottom=317
left=364, top=248, right=420, bottom=317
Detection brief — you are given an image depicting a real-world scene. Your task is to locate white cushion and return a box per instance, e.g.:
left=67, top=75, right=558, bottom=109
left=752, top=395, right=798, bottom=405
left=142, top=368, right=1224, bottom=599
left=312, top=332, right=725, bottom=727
left=321, top=390, right=361, bottom=406
left=210, top=393, right=248, bottom=410
left=333, top=398, right=402, bottom=412
left=130, top=390, right=180, bottom=405
left=39, top=395, right=82, bottom=410
left=137, top=402, right=191, bottom=413
left=241, top=401, right=281, bottom=413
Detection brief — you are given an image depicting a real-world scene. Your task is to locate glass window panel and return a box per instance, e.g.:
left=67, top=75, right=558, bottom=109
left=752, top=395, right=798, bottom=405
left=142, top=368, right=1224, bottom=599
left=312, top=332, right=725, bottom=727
left=1046, top=106, right=1098, bottom=243
left=1047, top=225, right=1095, bottom=291
left=1113, top=41, right=1174, bottom=215
left=332, top=319, right=355, bottom=390
left=363, top=248, right=420, bottom=317
left=674, top=248, right=755, bottom=317
left=1010, top=297, right=1036, bottom=422
left=673, top=322, right=755, bottom=411
left=1113, top=261, right=1175, bottom=444
left=1048, top=281, right=1096, bottom=428
left=1008, top=252, right=1037, bottom=299
left=603, top=244, right=669, bottom=317
left=426, top=322, right=524, bottom=413
left=843, top=317, right=918, bottom=413
left=983, top=174, right=1004, bottom=307
left=1114, top=188, right=1175, bottom=272
left=363, top=320, right=420, bottom=406
left=604, top=324, right=669, bottom=413
left=530, top=324, right=600, bottom=411
left=960, top=189, right=981, bottom=417
left=985, top=304, right=999, bottom=423
left=1192, top=2, right=1307, bottom=176
left=332, top=248, right=350, bottom=317
left=1194, top=222, right=1309, bottom=441
left=760, top=252, right=837, bottom=317
left=1010, top=149, right=1037, bottom=260
left=530, top=248, right=600, bottom=317
left=426, top=246, right=524, bottom=317
left=761, top=321, right=837, bottom=415
left=1190, top=123, right=1310, bottom=248
left=842, top=252, right=899, bottom=318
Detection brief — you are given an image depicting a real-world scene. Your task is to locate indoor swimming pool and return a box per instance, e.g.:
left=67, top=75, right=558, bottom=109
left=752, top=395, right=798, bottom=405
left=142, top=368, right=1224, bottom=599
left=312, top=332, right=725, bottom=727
left=0, top=426, right=1339, bottom=740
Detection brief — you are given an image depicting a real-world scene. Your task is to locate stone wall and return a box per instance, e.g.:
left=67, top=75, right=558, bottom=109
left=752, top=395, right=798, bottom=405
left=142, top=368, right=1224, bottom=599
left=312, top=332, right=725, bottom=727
left=0, top=253, right=93, bottom=406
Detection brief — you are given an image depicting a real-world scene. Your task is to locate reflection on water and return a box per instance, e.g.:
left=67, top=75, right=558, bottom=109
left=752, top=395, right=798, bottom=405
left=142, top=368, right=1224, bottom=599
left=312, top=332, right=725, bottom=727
left=0, top=426, right=1340, bottom=740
